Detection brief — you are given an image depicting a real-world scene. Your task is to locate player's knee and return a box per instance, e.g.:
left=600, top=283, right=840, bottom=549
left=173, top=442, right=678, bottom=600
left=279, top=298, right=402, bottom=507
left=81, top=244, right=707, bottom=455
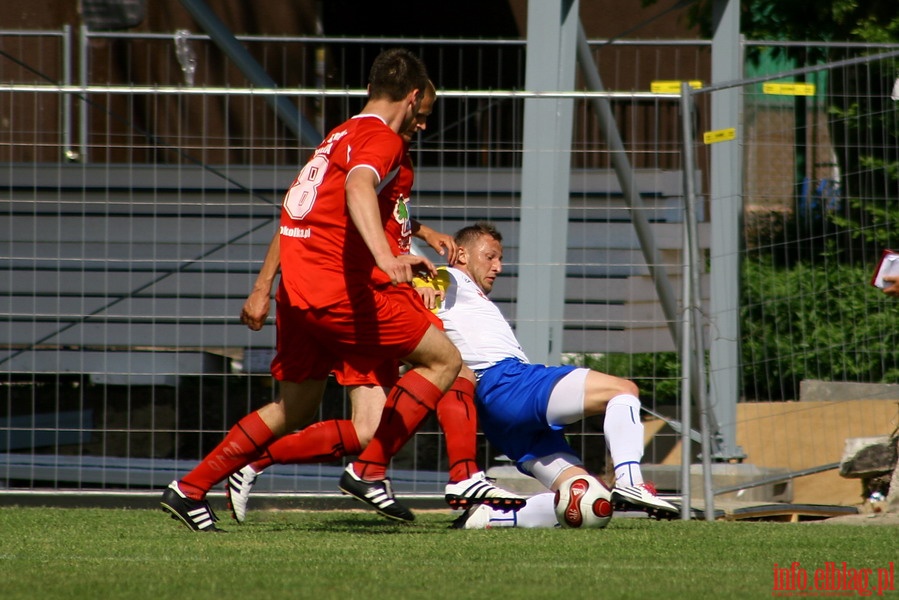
left=432, top=340, right=462, bottom=379
left=618, top=378, right=640, bottom=399
left=596, top=372, right=639, bottom=399
left=446, top=344, right=463, bottom=376
left=583, top=373, right=640, bottom=416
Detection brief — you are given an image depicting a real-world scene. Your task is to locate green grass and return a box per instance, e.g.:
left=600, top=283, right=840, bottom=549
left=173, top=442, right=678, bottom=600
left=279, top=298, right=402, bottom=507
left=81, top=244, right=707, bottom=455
left=0, top=506, right=896, bottom=600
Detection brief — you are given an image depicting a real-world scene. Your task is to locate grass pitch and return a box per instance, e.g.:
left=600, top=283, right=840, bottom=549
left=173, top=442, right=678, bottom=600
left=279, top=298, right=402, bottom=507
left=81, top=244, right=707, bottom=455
left=0, top=506, right=895, bottom=599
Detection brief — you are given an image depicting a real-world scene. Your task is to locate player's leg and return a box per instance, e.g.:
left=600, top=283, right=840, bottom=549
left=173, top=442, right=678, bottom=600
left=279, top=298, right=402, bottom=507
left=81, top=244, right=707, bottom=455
left=161, top=378, right=327, bottom=531
left=228, top=358, right=398, bottom=523
left=349, top=324, right=460, bottom=483
left=452, top=492, right=559, bottom=529
left=226, top=383, right=384, bottom=523
left=454, top=451, right=596, bottom=529
left=437, top=366, right=524, bottom=510
left=341, top=324, right=461, bottom=521
left=436, top=371, right=479, bottom=484
left=333, top=284, right=461, bottom=520
left=560, top=369, right=676, bottom=518
left=252, top=383, right=381, bottom=470
left=552, top=369, right=644, bottom=484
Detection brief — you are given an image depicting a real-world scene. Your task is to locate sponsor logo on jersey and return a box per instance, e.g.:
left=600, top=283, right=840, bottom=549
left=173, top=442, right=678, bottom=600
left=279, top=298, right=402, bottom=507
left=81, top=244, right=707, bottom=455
left=393, top=195, right=412, bottom=252
left=280, top=225, right=312, bottom=238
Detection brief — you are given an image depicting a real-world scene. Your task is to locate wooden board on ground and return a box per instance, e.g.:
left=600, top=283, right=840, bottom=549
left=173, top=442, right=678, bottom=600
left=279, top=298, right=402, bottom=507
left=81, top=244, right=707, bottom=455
left=654, top=400, right=898, bottom=506
left=686, top=499, right=859, bottom=522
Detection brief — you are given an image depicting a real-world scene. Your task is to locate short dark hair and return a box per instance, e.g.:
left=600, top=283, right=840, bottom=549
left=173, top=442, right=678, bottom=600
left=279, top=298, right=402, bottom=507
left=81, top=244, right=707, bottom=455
left=368, top=48, right=429, bottom=102
left=454, top=221, right=503, bottom=247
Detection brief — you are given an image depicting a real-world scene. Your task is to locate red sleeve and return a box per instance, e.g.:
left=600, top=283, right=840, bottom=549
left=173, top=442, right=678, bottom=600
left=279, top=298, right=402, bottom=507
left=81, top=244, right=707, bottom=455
left=345, top=121, right=405, bottom=183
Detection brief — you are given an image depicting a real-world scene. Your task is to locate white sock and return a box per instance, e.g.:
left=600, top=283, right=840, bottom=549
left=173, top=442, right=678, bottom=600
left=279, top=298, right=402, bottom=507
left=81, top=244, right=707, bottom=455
left=486, top=493, right=558, bottom=528
left=604, top=394, right=645, bottom=487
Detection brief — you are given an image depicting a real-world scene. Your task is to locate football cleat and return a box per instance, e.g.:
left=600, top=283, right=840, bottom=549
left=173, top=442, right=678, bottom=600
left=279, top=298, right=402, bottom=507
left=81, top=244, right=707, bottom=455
left=160, top=480, right=225, bottom=532
left=611, top=482, right=678, bottom=520
left=444, top=471, right=526, bottom=511
left=449, top=504, right=494, bottom=529
left=226, top=465, right=262, bottom=523
left=338, top=465, right=415, bottom=523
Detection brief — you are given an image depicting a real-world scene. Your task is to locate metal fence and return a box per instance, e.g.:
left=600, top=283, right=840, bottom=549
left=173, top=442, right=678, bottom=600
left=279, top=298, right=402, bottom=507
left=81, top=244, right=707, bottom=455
left=1, top=31, right=898, bottom=513
left=678, top=45, right=899, bottom=513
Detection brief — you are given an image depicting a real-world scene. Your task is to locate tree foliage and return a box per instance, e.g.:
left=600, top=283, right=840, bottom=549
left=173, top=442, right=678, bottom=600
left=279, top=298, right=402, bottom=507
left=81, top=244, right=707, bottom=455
left=741, top=257, right=899, bottom=400
left=637, top=1, right=899, bottom=399
left=644, top=0, right=899, bottom=44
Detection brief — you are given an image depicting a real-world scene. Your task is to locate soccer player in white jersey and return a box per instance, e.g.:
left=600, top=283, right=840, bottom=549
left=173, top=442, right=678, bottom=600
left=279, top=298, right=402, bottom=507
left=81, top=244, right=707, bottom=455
left=418, top=221, right=678, bottom=528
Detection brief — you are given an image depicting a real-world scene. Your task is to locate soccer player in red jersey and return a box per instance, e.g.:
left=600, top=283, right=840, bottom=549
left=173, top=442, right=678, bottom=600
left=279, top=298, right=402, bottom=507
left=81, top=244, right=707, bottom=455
left=161, top=48, right=470, bottom=531
left=225, top=82, right=523, bottom=525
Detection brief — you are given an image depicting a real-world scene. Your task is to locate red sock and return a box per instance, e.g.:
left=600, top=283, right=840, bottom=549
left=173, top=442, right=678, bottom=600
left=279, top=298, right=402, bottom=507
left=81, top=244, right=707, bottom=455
left=353, top=370, right=442, bottom=481
left=251, top=420, right=362, bottom=470
left=179, top=411, right=275, bottom=500
left=436, top=377, right=479, bottom=483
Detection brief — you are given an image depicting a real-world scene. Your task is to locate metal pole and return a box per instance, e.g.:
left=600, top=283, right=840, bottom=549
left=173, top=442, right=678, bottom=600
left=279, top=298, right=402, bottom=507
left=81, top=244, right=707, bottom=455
left=679, top=205, right=693, bottom=521
left=680, top=82, right=716, bottom=522
left=576, top=23, right=681, bottom=347
left=577, top=23, right=710, bottom=455
left=78, top=25, right=89, bottom=162
left=61, top=25, right=74, bottom=161
left=708, top=0, right=745, bottom=462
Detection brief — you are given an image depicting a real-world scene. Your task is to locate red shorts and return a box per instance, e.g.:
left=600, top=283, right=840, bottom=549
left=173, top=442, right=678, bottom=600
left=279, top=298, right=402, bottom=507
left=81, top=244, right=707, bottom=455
left=331, top=359, right=400, bottom=388
left=271, top=281, right=435, bottom=383
left=330, top=308, right=441, bottom=387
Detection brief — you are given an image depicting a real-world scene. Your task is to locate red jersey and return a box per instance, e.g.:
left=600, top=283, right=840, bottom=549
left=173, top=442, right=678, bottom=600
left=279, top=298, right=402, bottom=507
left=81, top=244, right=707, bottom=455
left=279, top=114, right=405, bottom=309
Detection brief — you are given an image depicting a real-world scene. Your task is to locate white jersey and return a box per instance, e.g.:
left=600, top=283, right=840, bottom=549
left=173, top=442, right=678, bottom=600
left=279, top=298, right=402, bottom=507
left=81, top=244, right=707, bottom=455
left=438, top=267, right=529, bottom=371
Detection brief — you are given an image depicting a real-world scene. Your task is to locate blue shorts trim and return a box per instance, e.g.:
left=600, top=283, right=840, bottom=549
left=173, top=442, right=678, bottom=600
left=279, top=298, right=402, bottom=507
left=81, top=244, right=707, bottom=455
left=475, top=358, right=579, bottom=465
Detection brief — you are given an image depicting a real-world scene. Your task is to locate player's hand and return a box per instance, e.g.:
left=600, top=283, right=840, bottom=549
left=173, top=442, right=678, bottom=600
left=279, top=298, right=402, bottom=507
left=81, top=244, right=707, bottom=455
left=883, top=276, right=899, bottom=298
left=414, top=284, right=445, bottom=310
left=423, top=231, right=458, bottom=266
left=240, top=289, right=271, bottom=331
left=378, top=254, right=437, bottom=285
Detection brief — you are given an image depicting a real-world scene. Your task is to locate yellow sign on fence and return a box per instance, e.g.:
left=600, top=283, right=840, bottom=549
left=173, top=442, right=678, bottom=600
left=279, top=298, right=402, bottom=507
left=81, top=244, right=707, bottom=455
left=703, top=128, right=736, bottom=144
left=650, top=80, right=703, bottom=93
left=762, top=82, right=816, bottom=96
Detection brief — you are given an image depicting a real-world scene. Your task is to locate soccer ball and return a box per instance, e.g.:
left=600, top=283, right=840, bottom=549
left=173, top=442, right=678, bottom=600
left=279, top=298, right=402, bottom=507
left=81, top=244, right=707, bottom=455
left=554, top=475, right=614, bottom=529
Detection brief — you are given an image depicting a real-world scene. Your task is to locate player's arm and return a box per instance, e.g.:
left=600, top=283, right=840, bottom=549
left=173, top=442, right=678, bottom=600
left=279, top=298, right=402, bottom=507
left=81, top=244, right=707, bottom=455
left=240, top=231, right=280, bottom=331
left=345, top=167, right=435, bottom=283
left=412, top=220, right=458, bottom=265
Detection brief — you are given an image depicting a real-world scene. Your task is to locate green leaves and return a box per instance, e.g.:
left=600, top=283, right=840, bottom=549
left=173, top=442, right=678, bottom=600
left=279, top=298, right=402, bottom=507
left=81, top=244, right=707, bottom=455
left=741, top=258, right=899, bottom=400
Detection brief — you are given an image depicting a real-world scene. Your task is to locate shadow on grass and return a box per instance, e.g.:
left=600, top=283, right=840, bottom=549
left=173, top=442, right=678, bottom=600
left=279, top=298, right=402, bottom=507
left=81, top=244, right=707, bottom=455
left=241, top=514, right=446, bottom=535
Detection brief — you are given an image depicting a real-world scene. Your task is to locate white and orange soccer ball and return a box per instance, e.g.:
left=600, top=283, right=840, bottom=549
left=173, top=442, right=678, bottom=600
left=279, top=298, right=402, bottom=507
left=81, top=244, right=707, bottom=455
left=553, top=474, right=614, bottom=529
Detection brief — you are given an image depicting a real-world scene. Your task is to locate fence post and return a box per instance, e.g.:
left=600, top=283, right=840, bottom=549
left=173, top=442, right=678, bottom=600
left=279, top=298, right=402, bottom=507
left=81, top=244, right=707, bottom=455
left=708, top=0, right=745, bottom=462
left=515, top=0, right=578, bottom=365
left=78, top=25, right=89, bottom=163
left=680, top=82, right=715, bottom=521
left=61, top=25, right=75, bottom=161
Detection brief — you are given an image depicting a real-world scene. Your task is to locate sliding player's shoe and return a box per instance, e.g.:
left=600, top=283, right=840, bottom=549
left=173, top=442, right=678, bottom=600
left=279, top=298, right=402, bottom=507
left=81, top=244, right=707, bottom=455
left=160, top=480, right=225, bottom=532
left=444, top=471, right=526, bottom=511
left=450, top=504, right=493, bottom=529
left=338, top=465, right=414, bottom=523
left=611, top=482, right=678, bottom=520
left=226, top=465, right=262, bottom=523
